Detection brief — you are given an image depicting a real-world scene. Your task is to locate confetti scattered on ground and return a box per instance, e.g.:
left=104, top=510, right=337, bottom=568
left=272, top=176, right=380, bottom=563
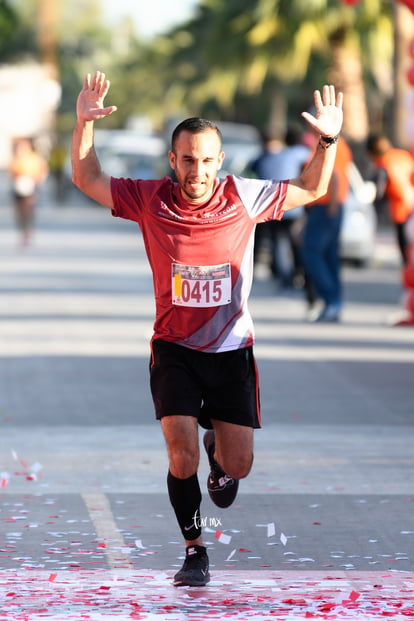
left=0, top=570, right=413, bottom=620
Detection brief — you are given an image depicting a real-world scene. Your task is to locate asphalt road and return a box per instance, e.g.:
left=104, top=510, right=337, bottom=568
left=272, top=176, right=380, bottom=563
left=0, top=181, right=413, bottom=619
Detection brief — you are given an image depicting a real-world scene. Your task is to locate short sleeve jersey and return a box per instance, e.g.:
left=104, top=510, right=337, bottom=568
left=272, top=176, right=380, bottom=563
left=111, top=174, right=287, bottom=352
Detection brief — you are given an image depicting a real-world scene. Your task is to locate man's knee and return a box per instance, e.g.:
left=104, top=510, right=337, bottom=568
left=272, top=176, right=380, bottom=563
left=213, top=421, right=254, bottom=479
left=220, top=452, right=253, bottom=480
left=168, top=446, right=199, bottom=479
left=162, top=415, right=200, bottom=478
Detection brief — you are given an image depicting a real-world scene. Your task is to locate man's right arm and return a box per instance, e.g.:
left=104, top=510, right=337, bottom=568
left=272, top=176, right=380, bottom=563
left=71, top=71, right=117, bottom=209
left=72, top=118, right=113, bottom=209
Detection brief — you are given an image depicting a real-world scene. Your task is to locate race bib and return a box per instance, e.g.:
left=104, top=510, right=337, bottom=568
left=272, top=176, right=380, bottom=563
left=172, top=263, right=231, bottom=307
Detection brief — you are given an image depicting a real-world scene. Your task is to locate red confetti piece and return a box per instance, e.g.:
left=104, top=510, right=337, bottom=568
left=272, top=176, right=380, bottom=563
left=48, top=573, right=57, bottom=582
left=320, top=603, right=337, bottom=611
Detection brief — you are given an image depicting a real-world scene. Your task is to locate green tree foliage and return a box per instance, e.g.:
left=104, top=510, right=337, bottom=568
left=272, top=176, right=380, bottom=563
left=146, top=0, right=392, bottom=141
left=0, top=0, right=35, bottom=61
left=1, top=0, right=396, bottom=145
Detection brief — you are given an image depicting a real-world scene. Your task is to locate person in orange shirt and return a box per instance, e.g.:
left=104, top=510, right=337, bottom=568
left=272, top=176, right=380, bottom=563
left=367, top=134, right=414, bottom=264
left=8, top=137, right=49, bottom=246
left=301, top=135, right=353, bottom=322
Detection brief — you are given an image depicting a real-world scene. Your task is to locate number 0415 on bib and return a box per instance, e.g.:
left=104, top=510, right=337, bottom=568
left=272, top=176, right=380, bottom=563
left=172, top=263, right=232, bottom=308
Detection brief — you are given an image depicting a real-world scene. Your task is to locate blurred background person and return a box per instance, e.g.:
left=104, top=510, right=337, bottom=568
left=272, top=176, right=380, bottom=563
left=301, top=134, right=353, bottom=322
left=251, top=126, right=310, bottom=288
left=366, top=134, right=414, bottom=265
left=250, top=131, right=283, bottom=279
left=8, top=137, right=49, bottom=246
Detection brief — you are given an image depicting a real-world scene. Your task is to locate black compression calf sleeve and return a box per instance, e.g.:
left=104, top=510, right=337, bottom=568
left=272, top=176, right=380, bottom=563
left=167, top=471, right=202, bottom=541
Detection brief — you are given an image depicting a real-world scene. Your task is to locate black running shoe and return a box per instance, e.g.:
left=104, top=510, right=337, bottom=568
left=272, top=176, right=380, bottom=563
left=173, top=545, right=210, bottom=587
left=203, top=430, right=239, bottom=508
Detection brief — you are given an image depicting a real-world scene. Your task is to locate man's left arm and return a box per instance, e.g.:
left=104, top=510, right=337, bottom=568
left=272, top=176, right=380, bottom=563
left=284, top=85, right=343, bottom=211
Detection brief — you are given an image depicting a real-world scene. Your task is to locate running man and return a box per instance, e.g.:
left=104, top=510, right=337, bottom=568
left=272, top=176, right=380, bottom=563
left=72, top=71, right=343, bottom=586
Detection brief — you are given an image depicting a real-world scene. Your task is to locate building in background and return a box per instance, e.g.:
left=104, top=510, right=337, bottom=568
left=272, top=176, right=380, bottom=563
left=0, top=62, right=61, bottom=167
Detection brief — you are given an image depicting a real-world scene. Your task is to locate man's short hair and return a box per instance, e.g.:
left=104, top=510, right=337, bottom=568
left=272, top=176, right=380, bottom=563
left=171, top=118, right=222, bottom=151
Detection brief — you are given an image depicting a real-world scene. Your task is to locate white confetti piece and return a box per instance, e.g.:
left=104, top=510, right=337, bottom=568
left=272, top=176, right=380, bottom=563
left=135, top=539, right=146, bottom=549
left=280, top=532, right=287, bottom=546
left=226, top=549, right=237, bottom=561
left=30, top=462, right=43, bottom=474
left=120, top=547, right=133, bottom=554
left=215, top=530, right=231, bottom=544
left=267, top=523, right=276, bottom=537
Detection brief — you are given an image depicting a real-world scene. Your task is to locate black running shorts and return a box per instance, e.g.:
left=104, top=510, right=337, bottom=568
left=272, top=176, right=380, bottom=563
left=150, top=339, right=261, bottom=429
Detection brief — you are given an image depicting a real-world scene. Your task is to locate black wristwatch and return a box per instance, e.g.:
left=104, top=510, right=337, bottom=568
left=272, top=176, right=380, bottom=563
left=319, top=134, right=339, bottom=149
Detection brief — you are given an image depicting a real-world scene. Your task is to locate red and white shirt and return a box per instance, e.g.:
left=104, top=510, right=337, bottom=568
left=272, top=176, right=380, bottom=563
left=111, top=175, right=287, bottom=352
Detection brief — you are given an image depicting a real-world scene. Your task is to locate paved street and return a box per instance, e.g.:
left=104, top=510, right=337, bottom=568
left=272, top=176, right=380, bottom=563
left=0, top=181, right=413, bottom=619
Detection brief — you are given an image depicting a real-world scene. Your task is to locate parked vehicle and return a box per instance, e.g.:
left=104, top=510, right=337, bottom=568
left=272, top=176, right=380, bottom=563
left=340, top=163, right=377, bottom=266
left=216, top=121, right=262, bottom=176
left=94, top=129, right=168, bottom=179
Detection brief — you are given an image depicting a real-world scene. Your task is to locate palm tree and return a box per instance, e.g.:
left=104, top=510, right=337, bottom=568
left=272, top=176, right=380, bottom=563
left=157, top=0, right=392, bottom=146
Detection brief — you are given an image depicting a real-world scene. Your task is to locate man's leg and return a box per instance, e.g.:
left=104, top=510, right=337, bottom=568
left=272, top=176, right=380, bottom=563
left=203, top=421, right=253, bottom=508
left=161, top=415, right=210, bottom=586
left=161, top=415, right=203, bottom=545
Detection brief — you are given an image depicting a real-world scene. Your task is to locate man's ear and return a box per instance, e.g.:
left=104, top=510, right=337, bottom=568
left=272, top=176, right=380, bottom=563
left=168, top=150, right=176, bottom=169
left=217, top=151, right=225, bottom=170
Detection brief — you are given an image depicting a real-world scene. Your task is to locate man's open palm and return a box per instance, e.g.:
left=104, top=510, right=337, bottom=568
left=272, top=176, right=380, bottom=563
left=301, top=85, right=343, bottom=138
left=76, top=71, right=117, bottom=123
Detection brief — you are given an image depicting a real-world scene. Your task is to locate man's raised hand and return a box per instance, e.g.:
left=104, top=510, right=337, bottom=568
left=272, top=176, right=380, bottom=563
left=301, top=85, right=343, bottom=139
left=76, top=71, right=117, bottom=123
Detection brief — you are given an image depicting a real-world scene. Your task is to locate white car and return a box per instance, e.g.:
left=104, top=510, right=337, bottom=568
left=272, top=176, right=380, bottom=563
left=216, top=121, right=262, bottom=177
left=93, top=129, right=167, bottom=179
left=340, top=163, right=378, bottom=266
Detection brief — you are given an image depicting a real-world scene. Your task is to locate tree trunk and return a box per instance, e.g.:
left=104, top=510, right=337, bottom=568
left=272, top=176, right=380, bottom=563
left=266, top=86, right=287, bottom=140
left=328, top=33, right=369, bottom=143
